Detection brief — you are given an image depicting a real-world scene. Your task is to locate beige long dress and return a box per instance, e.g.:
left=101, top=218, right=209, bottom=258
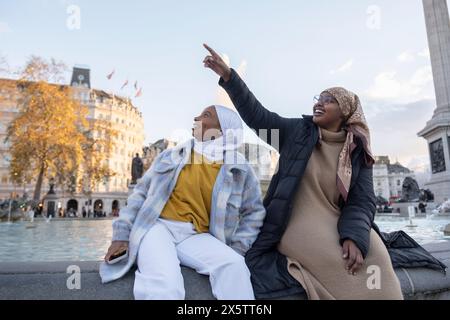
left=277, top=128, right=403, bottom=300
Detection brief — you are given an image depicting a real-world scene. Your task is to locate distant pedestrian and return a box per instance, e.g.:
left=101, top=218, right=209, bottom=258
left=419, top=202, right=427, bottom=214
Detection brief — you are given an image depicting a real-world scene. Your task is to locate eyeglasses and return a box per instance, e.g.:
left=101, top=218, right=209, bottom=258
left=313, top=95, right=338, bottom=105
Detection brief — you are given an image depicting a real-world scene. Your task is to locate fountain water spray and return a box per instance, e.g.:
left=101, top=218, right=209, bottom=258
left=406, top=205, right=418, bottom=228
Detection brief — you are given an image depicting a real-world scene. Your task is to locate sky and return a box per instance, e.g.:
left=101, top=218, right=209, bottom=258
left=0, top=0, right=444, bottom=180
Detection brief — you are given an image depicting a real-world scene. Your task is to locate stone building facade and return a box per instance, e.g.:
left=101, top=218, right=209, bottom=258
left=0, top=66, right=145, bottom=217
left=373, top=156, right=416, bottom=201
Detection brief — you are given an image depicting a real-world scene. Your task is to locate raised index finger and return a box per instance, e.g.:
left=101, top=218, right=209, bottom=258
left=203, top=43, right=219, bottom=57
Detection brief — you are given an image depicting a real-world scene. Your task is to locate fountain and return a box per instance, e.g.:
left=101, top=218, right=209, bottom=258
left=25, top=206, right=36, bottom=229
left=445, top=224, right=450, bottom=236
left=405, top=205, right=418, bottom=228
left=391, top=177, right=431, bottom=217
left=428, top=199, right=450, bottom=219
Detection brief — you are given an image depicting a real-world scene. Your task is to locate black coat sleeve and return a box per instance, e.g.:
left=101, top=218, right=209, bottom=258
left=219, top=68, right=299, bottom=151
left=337, top=158, right=376, bottom=258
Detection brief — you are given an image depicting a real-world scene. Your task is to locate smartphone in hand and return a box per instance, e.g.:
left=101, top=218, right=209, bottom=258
left=107, top=249, right=128, bottom=265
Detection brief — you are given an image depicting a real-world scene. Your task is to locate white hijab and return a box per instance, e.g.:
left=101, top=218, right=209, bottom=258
left=193, top=105, right=244, bottom=162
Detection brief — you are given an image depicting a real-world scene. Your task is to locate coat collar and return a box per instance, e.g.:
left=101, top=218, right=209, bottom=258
left=302, top=114, right=364, bottom=149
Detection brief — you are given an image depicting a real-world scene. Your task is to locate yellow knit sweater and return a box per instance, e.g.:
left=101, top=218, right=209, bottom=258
left=159, top=151, right=222, bottom=233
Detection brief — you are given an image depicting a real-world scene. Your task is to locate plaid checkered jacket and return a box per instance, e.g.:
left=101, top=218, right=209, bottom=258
left=100, top=139, right=266, bottom=283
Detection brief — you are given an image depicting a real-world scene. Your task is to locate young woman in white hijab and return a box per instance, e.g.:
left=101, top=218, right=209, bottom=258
left=192, top=105, right=244, bottom=161
left=102, top=105, right=266, bottom=300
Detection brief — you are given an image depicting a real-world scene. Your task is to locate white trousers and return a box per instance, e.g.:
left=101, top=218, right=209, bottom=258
left=133, top=218, right=255, bottom=300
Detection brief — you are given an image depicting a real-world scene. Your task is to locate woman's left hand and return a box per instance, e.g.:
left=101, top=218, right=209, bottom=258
left=203, top=44, right=232, bottom=82
left=342, top=239, right=364, bottom=275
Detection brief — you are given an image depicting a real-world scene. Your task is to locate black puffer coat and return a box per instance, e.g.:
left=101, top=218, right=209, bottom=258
left=219, top=69, right=446, bottom=299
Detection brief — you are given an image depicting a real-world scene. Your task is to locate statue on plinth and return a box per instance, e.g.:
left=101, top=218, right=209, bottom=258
left=131, top=153, right=144, bottom=185
left=401, top=177, right=421, bottom=202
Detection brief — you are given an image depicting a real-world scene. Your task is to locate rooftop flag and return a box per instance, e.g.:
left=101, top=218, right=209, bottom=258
left=135, top=87, right=142, bottom=98
left=106, top=69, right=115, bottom=80
left=120, top=79, right=129, bottom=90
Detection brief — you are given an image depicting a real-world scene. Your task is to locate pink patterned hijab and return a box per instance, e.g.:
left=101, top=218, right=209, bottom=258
left=322, top=87, right=375, bottom=202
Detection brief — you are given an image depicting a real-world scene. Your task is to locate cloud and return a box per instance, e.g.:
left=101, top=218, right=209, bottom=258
left=405, top=155, right=431, bottom=188
left=363, top=98, right=434, bottom=178
left=397, top=51, right=415, bottom=63
left=219, top=53, right=246, bottom=77
left=330, top=59, right=353, bottom=75
left=418, top=47, right=430, bottom=59
left=0, top=22, right=12, bottom=34
left=364, top=66, right=433, bottom=103
left=410, top=66, right=433, bottom=87
left=407, top=155, right=430, bottom=174
left=398, top=48, right=430, bottom=62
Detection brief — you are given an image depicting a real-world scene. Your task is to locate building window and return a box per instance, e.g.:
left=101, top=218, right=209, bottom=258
left=397, top=180, right=401, bottom=186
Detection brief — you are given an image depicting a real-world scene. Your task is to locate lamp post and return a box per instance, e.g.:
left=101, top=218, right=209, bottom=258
left=7, top=172, right=18, bottom=224
left=7, top=194, right=11, bottom=224
left=13, top=172, right=17, bottom=199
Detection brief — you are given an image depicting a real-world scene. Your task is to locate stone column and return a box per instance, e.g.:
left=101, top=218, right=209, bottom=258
left=418, top=0, right=450, bottom=202
left=423, top=0, right=450, bottom=115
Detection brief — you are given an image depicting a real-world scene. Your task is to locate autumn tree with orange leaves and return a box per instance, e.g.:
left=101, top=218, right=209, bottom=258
left=4, top=56, right=118, bottom=204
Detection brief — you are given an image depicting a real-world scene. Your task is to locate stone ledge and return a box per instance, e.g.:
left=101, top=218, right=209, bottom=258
left=0, top=243, right=449, bottom=300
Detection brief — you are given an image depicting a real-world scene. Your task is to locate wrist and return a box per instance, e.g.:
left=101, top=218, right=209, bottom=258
left=113, top=240, right=129, bottom=244
left=222, top=68, right=232, bottom=82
